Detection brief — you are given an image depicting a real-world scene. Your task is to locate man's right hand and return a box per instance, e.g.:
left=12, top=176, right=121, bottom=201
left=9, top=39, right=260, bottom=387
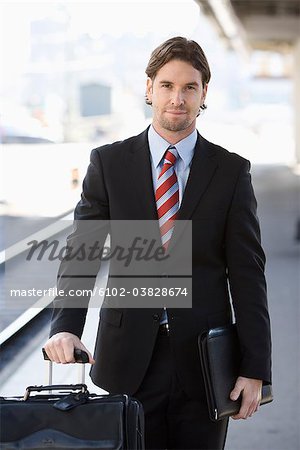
left=43, top=332, right=95, bottom=364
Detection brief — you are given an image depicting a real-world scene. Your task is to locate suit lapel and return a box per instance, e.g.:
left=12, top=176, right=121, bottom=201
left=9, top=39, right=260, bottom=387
left=125, top=128, right=158, bottom=220
left=178, top=133, right=218, bottom=220
left=168, top=133, right=218, bottom=252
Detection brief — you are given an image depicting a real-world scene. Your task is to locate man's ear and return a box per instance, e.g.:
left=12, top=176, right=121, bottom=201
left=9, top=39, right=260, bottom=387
left=202, top=83, right=208, bottom=104
left=146, top=77, right=153, bottom=103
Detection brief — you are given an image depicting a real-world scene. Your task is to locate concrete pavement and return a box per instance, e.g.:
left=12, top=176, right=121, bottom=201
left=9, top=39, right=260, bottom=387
left=225, top=164, right=300, bottom=450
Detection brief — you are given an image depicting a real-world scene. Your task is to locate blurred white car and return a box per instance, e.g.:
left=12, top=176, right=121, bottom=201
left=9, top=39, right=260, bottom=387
left=0, top=118, right=54, bottom=144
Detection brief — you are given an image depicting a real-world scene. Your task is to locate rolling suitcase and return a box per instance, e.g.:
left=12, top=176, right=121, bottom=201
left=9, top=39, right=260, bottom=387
left=0, top=348, right=145, bottom=449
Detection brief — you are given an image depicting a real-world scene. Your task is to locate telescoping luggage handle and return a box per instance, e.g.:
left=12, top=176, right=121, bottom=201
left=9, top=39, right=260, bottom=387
left=42, top=347, right=89, bottom=386
left=23, top=383, right=88, bottom=401
left=22, top=349, right=90, bottom=401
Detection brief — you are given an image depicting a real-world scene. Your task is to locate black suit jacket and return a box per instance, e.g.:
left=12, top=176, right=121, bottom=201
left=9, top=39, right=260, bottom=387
left=50, top=127, right=271, bottom=401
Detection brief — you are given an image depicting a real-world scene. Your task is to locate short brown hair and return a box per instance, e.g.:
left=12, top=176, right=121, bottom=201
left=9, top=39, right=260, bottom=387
left=145, top=36, right=211, bottom=86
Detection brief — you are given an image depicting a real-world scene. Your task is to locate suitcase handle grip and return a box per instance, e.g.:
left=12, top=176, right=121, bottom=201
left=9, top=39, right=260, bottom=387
left=42, top=347, right=89, bottom=363
left=24, top=383, right=88, bottom=401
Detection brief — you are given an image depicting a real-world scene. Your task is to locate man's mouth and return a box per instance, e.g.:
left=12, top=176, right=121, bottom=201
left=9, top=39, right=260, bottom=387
left=165, top=110, right=187, bottom=115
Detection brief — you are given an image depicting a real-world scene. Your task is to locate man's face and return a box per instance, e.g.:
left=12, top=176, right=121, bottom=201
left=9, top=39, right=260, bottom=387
left=146, top=59, right=207, bottom=136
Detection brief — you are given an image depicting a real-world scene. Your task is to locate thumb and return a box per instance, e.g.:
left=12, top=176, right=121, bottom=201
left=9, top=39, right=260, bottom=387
left=230, top=380, right=243, bottom=401
left=87, top=352, right=96, bottom=365
left=78, top=343, right=95, bottom=365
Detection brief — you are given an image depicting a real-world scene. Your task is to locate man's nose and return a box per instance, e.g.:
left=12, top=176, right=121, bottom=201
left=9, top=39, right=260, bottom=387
left=171, top=90, right=184, bottom=106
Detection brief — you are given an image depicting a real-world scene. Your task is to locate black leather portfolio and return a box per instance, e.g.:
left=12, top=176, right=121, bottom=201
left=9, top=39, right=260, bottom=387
left=198, top=323, right=273, bottom=421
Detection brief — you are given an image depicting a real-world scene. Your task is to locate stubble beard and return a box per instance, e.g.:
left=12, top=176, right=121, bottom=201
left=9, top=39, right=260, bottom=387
left=159, top=115, right=192, bottom=132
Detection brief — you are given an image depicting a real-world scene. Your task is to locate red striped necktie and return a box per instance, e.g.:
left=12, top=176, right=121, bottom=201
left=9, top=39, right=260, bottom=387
left=155, top=146, right=179, bottom=250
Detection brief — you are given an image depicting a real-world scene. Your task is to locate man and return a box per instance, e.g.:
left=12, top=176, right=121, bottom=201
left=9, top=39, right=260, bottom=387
left=44, top=36, right=272, bottom=450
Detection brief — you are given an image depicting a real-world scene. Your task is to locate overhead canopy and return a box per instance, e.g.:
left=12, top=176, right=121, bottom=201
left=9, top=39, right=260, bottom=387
left=195, top=0, right=300, bottom=51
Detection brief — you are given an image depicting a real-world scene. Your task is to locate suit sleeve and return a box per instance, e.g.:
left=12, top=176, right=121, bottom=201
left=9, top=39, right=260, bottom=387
left=49, top=148, right=110, bottom=338
left=225, top=159, right=272, bottom=384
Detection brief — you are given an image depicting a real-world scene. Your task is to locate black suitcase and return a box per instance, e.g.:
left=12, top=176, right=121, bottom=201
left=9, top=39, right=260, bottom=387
left=0, top=349, right=145, bottom=449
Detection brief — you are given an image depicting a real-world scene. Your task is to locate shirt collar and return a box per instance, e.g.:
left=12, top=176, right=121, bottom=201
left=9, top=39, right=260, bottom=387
left=148, top=124, right=197, bottom=170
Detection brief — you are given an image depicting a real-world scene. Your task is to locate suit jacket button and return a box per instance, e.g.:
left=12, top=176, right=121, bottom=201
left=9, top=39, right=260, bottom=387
left=152, top=314, right=160, bottom=321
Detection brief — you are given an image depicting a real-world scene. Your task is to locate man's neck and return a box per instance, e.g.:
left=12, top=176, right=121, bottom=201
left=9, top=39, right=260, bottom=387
left=151, top=122, right=196, bottom=145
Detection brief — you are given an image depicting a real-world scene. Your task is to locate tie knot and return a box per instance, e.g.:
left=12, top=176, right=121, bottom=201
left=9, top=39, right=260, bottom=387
left=164, top=146, right=178, bottom=166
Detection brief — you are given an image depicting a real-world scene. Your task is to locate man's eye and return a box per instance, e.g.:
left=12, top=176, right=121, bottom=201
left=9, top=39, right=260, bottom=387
left=187, top=85, right=196, bottom=90
left=161, top=84, right=171, bottom=88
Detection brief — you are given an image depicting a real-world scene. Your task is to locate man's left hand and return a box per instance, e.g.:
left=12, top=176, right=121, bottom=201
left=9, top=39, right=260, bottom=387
left=230, top=376, right=262, bottom=420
